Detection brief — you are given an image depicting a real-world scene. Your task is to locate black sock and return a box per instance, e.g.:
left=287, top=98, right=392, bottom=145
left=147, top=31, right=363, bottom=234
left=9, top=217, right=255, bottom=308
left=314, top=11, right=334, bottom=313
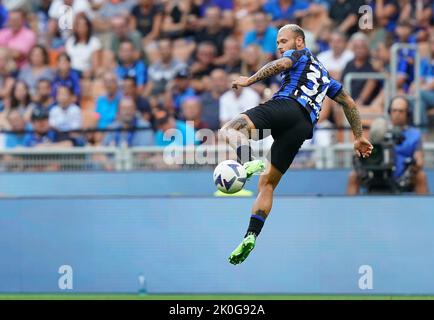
left=244, top=211, right=267, bottom=238
left=236, top=145, right=253, bottom=164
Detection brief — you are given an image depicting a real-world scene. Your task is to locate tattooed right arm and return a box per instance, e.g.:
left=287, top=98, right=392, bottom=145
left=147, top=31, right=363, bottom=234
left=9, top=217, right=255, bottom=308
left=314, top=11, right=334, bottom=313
left=246, top=57, right=293, bottom=86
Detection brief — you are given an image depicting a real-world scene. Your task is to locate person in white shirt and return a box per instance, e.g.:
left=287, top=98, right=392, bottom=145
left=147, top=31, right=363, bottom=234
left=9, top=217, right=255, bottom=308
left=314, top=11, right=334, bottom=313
left=219, top=73, right=261, bottom=127
left=49, top=85, right=81, bottom=131
left=317, top=31, right=354, bottom=81
left=65, top=12, right=102, bottom=77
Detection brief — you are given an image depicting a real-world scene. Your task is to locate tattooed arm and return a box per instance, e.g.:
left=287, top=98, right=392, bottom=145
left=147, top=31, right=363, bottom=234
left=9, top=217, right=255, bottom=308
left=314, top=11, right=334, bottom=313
left=231, top=58, right=293, bottom=89
left=333, top=89, right=374, bottom=158
left=333, top=89, right=363, bottom=138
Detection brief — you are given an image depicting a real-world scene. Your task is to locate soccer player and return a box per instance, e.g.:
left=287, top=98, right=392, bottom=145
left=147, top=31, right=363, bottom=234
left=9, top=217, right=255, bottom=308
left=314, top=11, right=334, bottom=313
left=220, top=24, right=374, bottom=265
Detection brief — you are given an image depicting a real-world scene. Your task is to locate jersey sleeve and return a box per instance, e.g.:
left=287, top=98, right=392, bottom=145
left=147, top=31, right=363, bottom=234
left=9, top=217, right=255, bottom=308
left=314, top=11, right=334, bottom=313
left=282, top=50, right=304, bottom=68
left=326, top=77, right=343, bottom=99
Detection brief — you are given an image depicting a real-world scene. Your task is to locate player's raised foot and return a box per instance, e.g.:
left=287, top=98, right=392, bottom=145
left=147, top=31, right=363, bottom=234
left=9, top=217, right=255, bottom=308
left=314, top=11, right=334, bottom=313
left=243, top=160, right=265, bottom=179
left=228, top=234, right=256, bottom=265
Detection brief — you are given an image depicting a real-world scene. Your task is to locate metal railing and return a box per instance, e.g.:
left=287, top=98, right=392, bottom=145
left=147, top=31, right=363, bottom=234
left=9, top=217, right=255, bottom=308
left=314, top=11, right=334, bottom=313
left=0, top=143, right=433, bottom=172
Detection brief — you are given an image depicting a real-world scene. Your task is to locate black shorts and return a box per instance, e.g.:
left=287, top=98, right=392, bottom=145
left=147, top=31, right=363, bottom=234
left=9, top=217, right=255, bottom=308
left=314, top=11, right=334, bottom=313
left=242, top=98, right=314, bottom=174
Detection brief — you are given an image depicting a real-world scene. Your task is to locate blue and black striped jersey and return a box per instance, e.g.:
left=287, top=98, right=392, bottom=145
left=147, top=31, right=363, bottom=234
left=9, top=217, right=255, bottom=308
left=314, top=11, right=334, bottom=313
left=272, top=47, right=343, bottom=124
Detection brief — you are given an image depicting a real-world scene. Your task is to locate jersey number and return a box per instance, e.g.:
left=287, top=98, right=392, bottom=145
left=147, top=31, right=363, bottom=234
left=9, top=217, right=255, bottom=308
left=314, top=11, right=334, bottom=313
left=300, top=62, right=330, bottom=103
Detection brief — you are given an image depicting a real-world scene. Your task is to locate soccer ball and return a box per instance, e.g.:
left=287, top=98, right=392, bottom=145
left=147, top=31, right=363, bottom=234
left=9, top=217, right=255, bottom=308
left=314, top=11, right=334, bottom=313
left=213, top=160, right=247, bottom=194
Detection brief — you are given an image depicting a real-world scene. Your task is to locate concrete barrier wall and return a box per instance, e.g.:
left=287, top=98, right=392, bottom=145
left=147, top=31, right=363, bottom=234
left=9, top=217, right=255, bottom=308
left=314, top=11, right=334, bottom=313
left=1, top=196, right=433, bottom=294
left=0, top=169, right=432, bottom=197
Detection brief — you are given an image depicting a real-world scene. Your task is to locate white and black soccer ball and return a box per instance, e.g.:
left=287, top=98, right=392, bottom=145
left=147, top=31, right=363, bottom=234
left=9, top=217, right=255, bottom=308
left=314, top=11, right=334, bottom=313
left=213, top=160, right=247, bottom=194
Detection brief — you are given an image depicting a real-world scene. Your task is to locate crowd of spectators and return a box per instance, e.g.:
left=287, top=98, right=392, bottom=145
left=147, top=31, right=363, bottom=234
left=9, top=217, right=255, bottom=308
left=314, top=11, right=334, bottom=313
left=0, top=0, right=432, bottom=152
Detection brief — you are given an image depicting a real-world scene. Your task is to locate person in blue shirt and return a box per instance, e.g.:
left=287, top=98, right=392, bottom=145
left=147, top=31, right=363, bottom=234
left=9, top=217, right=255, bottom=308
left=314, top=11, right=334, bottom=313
left=116, top=39, right=147, bottom=95
left=263, top=0, right=310, bottom=26
left=348, top=96, right=429, bottom=195
left=154, top=107, right=197, bottom=147
left=243, top=11, right=278, bottom=58
left=103, top=97, right=154, bottom=147
left=0, top=4, right=7, bottom=29
left=96, top=72, right=121, bottom=130
left=419, top=33, right=434, bottom=127
left=169, top=69, right=197, bottom=117
left=4, top=110, right=27, bottom=148
left=221, top=24, right=373, bottom=264
left=52, top=53, right=81, bottom=101
left=395, top=20, right=418, bottom=93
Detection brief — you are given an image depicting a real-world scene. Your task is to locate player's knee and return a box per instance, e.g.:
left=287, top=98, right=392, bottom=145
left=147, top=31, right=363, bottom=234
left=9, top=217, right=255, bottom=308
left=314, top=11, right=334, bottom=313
left=258, top=177, right=278, bottom=193
left=348, top=170, right=358, bottom=184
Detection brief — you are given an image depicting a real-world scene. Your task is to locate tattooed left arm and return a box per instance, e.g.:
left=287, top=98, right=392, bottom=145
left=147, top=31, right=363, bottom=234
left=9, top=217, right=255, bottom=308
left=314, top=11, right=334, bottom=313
left=333, top=89, right=363, bottom=139
left=333, top=88, right=374, bottom=158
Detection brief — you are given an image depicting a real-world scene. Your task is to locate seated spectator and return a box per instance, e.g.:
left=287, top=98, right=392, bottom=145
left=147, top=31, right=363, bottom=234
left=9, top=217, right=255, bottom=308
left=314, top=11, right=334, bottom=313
left=116, top=39, right=147, bottom=95
left=200, top=69, right=228, bottom=131
left=65, top=12, right=102, bottom=78
left=154, top=107, right=196, bottom=147
left=130, top=0, right=164, bottom=46
left=317, top=30, right=354, bottom=81
left=0, top=9, right=36, bottom=68
left=47, top=0, right=95, bottom=44
left=263, top=0, right=310, bottom=28
left=347, top=96, right=429, bottom=195
left=4, top=110, right=27, bottom=148
left=103, top=96, right=154, bottom=147
left=194, top=6, right=230, bottom=56
left=165, top=69, right=196, bottom=117
left=109, top=15, right=143, bottom=59
left=160, top=0, right=190, bottom=39
left=1, top=80, right=32, bottom=127
left=214, top=36, right=242, bottom=74
left=0, top=48, right=16, bottom=109
left=29, top=78, right=56, bottom=122
left=146, top=38, right=187, bottom=96
left=17, top=45, right=54, bottom=94
left=181, top=97, right=209, bottom=130
left=96, top=72, right=121, bottom=129
left=370, top=0, right=401, bottom=35
left=49, top=85, right=82, bottom=132
left=92, top=0, right=135, bottom=32
left=341, top=33, right=380, bottom=107
left=202, top=1, right=235, bottom=30
left=395, top=20, right=417, bottom=93
left=219, top=73, right=261, bottom=126
left=189, top=42, right=217, bottom=82
left=122, top=76, right=152, bottom=122
left=399, top=0, right=432, bottom=36
left=240, top=45, right=271, bottom=96
left=243, top=11, right=278, bottom=59
left=52, top=53, right=81, bottom=101
left=24, top=107, right=84, bottom=147
left=329, top=0, right=365, bottom=36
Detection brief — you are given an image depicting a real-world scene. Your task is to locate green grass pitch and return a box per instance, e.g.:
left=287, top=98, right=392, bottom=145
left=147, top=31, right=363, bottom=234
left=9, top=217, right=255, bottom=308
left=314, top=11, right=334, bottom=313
left=1, top=294, right=434, bottom=300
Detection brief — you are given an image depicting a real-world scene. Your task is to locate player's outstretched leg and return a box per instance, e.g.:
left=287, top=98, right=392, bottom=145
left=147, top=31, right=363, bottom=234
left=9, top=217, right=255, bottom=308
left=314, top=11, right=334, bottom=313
left=229, top=164, right=283, bottom=265
left=220, top=114, right=266, bottom=179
